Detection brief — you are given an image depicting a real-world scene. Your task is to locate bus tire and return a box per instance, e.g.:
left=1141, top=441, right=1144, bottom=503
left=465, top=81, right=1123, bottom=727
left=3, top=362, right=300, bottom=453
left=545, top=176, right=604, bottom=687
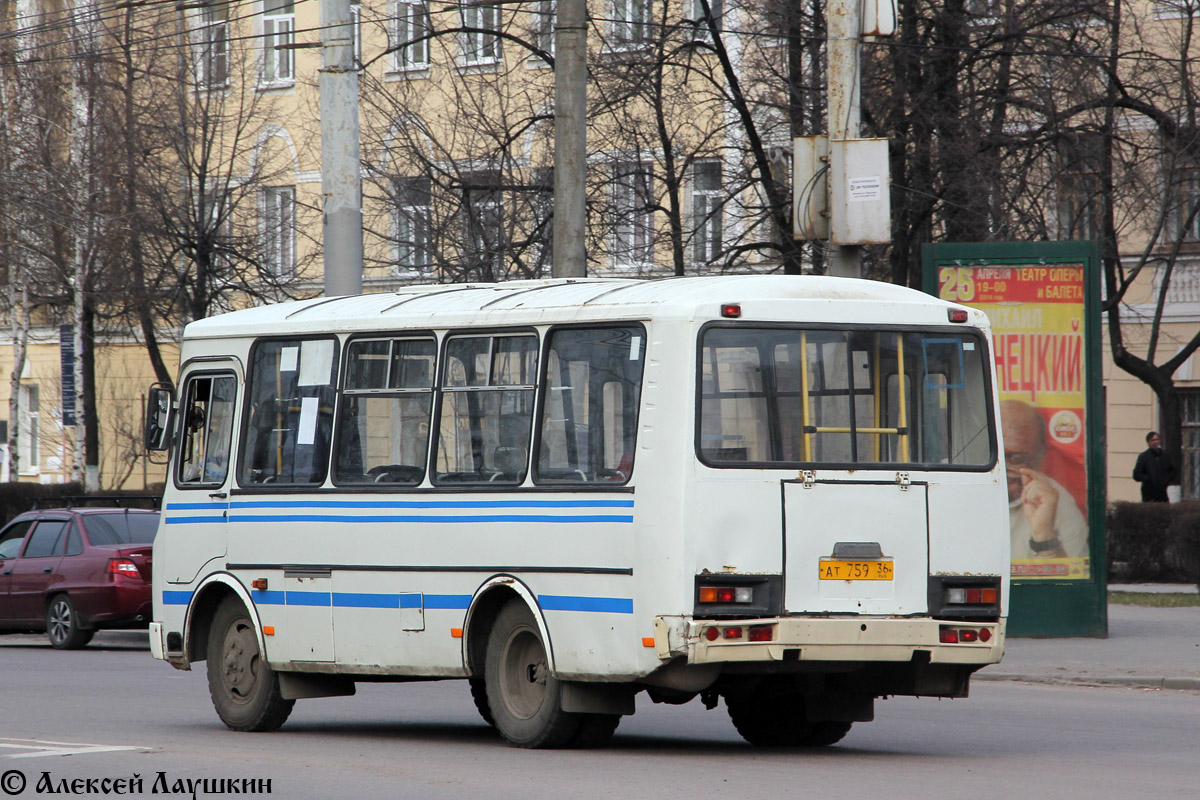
left=568, top=714, right=621, bottom=748
left=206, top=597, right=294, bottom=732
left=727, top=684, right=849, bottom=747
left=469, top=678, right=495, bottom=727
left=484, top=599, right=581, bottom=748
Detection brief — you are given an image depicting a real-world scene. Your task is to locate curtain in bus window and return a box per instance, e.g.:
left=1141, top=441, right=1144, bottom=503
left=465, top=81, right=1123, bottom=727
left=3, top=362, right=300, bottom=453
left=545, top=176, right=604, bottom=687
left=241, top=339, right=338, bottom=485
left=535, top=326, right=645, bottom=483
left=334, top=337, right=435, bottom=485
left=435, top=334, right=537, bottom=484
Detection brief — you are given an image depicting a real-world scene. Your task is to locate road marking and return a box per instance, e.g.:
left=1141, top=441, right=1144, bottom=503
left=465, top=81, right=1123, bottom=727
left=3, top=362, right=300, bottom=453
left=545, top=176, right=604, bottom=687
left=0, top=738, right=150, bottom=759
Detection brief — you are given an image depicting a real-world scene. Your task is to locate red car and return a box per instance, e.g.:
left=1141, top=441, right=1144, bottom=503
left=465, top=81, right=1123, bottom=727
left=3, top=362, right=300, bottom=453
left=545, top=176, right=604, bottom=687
left=0, top=507, right=158, bottom=648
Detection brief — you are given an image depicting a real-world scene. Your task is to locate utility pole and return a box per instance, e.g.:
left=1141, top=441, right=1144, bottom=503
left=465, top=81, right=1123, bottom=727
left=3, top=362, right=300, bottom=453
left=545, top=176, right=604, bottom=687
left=552, top=0, right=587, bottom=278
left=826, top=0, right=862, bottom=279
left=795, top=0, right=892, bottom=278
left=320, top=0, right=364, bottom=296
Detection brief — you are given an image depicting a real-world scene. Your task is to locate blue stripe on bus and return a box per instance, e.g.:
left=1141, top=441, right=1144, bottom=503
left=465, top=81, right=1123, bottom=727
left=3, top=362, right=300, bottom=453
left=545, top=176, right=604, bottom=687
left=164, top=516, right=228, bottom=525
left=163, top=590, right=631, bottom=614
left=162, top=591, right=194, bottom=606
left=332, top=592, right=400, bottom=609
left=225, top=514, right=633, bottom=524
left=286, top=591, right=332, bottom=607
left=538, top=595, right=634, bottom=614
left=229, top=499, right=634, bottom=510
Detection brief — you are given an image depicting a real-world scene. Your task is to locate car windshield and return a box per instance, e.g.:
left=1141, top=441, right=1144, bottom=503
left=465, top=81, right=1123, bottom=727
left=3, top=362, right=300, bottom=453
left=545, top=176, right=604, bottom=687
left=83, top=513, right=159, bottom=545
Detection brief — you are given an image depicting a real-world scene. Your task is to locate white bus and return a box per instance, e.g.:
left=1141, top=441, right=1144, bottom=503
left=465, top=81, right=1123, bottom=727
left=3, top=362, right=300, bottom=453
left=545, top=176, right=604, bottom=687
left=145, top=275, right=1008, bottom=748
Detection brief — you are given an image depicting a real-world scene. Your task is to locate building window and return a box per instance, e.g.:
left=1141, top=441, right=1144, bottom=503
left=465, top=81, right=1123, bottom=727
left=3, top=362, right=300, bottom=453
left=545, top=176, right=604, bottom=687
left=612, top=161, right=653, bottom=267
left=690, top=0, right=722, bottom=40
left=610, top=0, right=648, bottom=48
left=18, top=385, right=39, bottom=474
left=194, top=3, right=229, bottom=88
left=692, top=160, right=723, bottom=265
left=261, top=186, right=296, bottom=278
left=529, top=0, right=554, bottom=60
left=1183, top=391, right=1200, bottom=499
left=262, top=0, right=295, bottom=84
left=394, top=177, right=432, bottom=274
left=1057, top=135, right=1103, bottom=241
left=393, top=0, right=430, bottom=69
left=460, top=0, right=502, bottom=65
left=460, top=170, right=505, bottom=278
left=1167, top=167, right=1200, bottom=242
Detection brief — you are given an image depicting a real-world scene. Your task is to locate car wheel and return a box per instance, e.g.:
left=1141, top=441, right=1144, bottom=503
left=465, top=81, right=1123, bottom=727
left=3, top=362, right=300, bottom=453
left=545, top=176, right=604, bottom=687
left=206, top=597, right=294, bottom=732
left=484, top=599, right=581, bottom=748
left=46, top=595, right=93, bottom=650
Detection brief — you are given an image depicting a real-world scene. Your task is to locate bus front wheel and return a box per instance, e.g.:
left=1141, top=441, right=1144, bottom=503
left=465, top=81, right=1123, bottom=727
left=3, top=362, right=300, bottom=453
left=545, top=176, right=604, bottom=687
left=206, top=597, right=294, bottom=732
left=484, top=599, right=581, bottom=748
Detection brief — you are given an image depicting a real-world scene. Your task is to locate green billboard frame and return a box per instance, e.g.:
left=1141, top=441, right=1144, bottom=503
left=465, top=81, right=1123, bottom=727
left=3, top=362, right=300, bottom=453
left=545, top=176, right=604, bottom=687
left=922, top=241, right=1107, bottom=638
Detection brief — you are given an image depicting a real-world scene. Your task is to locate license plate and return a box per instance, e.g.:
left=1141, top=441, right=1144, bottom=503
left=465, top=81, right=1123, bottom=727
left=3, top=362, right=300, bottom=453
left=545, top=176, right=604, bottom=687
left=818, top=560, right=894, bottom=581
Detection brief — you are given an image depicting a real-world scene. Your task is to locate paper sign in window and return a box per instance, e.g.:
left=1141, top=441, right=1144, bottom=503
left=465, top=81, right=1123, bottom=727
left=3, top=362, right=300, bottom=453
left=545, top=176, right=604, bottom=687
left=299, top=340, right=334, bottom=386
left=298, top=396, right=319, bottom=445
left=279, top=346, right=299, bottom=373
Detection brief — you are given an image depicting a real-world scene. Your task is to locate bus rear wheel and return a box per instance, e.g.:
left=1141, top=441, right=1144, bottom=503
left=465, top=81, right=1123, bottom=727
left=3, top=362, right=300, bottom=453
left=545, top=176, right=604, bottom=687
left=206, top=597, right=294, bottom=732
left=484, top=599, right=581, bottom=748
left=726, top=684, right=852, bottom=747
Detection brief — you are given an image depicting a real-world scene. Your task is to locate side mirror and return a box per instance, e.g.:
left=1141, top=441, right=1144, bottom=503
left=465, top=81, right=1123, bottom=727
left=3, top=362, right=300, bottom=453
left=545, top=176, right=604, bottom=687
left=144, top=383, right=176, bottom=452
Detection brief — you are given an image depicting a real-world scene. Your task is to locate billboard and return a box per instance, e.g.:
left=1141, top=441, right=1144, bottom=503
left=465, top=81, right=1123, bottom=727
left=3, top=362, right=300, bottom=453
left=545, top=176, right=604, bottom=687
left=938, top=262, right=1090, bottom=580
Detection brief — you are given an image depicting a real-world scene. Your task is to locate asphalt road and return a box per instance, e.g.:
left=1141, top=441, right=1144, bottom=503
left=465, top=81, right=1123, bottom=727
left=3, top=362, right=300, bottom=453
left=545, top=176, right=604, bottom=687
left=2, top=632, right=1197, bottom=799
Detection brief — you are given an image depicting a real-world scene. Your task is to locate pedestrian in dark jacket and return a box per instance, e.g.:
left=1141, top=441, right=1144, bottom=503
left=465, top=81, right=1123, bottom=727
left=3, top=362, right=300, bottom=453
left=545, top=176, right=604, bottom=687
left=1133, top=431, right=1178, bottom=502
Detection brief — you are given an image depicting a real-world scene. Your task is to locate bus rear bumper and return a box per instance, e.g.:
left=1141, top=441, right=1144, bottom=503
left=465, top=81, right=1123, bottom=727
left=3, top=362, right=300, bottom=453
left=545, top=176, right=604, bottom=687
left=656, top=616, right=1006, bottom=666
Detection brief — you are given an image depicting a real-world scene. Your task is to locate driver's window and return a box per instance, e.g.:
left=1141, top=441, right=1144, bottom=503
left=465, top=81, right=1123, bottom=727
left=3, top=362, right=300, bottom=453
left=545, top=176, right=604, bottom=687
left=177, top=374, right=237, bottom=486
left=0, top=521, right=32, bottom=559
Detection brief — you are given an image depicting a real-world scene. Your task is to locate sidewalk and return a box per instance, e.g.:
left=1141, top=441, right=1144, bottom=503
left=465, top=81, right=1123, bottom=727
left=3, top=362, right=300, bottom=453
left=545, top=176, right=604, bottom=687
left=978, top=589, right=1200, bottom=691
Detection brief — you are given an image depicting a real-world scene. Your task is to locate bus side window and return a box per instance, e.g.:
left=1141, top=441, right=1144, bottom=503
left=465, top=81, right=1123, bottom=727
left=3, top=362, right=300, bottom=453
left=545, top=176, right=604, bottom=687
left=535, top=325, right=645, bottom=484
left=178, top=374, right=236, bottom=486
left=334, top=337, right=435, bottom=486
left=240, top=339, right=338, bottom=486
left=435, top=334, right=538, bottom=485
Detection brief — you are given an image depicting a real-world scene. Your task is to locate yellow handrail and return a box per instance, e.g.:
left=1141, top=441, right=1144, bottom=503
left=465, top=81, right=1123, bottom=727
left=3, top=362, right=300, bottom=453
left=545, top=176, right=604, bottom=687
left=897, top=334, right=910, bottom=462
left=800, top=332, right=812, bottom=461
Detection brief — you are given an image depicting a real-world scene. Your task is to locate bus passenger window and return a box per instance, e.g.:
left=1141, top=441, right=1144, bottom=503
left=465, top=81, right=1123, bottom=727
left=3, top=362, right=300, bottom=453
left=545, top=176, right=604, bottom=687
left=435, top=334, right=538, bottom=485
left=177, top=374, right=236, bottom=486
left=334, top=337, right=435, bottom=486
left=240, top=339, right=338, bottom=486
left=535, top=326, right=645, bottom=484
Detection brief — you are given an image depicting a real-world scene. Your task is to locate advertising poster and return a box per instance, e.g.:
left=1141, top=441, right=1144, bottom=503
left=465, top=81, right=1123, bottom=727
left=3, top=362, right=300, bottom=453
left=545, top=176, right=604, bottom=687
left=938, top=263, right=1090, bottom=581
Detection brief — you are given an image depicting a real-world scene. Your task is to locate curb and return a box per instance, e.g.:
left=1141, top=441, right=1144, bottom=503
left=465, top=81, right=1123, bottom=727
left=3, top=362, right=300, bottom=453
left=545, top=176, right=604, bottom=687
left=975, top=672, right=1200, bottom=691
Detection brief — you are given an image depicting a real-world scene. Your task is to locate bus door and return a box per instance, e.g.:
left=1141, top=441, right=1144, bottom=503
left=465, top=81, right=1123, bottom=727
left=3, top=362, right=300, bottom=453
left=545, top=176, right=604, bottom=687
left=782, top=479, right=928, bottom=616
left=165, top=365, right=239, bottom=583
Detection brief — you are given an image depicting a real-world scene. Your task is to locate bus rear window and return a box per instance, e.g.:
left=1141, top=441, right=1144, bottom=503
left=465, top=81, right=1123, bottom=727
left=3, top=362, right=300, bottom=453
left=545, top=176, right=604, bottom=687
left=698, top=326, right=993, bottom=468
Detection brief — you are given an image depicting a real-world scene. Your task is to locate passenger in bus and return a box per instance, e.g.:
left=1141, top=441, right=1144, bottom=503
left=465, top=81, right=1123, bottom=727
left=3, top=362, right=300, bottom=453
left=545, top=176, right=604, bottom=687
left=1000, top=400, right=1089, bottom=560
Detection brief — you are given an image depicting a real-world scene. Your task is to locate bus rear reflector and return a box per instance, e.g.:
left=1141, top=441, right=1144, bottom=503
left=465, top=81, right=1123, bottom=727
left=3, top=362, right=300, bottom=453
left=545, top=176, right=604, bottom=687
left=747, top=625, right=773, bottom=642
left=948, top=309, right=969, bottom=323
left=720, top=303, right=742, bottom=318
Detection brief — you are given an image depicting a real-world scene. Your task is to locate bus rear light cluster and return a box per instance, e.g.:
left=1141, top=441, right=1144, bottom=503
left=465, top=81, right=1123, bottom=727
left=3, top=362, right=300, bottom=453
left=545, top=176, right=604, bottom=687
left=939, top=625, right=993, bottom=644
left=698, top=586, right=754, bottom=604
left=703, top=624, right=774, bottom=642
left=946, top=587, right=998, bottom=605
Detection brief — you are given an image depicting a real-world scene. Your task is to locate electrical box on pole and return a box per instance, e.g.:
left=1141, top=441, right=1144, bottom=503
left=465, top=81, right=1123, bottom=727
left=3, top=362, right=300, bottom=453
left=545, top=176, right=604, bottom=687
left=830, top=138, right=890, bottom=245
left=793, top=136, right=829, bottom=240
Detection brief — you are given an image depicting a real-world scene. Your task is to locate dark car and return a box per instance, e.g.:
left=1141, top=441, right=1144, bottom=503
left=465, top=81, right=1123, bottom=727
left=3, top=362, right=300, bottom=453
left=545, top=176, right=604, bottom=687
left=0, top=507, right=158, bottom=649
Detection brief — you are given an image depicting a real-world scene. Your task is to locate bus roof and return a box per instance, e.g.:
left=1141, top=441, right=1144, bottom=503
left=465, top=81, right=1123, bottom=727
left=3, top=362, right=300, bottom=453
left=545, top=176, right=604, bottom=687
left=182, top=275, right=987, bottom=339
